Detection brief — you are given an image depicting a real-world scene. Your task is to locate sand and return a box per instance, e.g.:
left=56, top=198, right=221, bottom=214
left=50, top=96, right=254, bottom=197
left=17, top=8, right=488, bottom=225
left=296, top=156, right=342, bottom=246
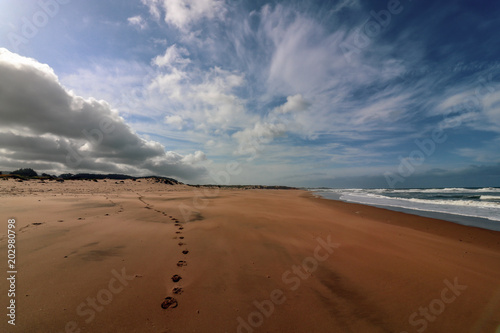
left=0, top=178, right=499, bottom=333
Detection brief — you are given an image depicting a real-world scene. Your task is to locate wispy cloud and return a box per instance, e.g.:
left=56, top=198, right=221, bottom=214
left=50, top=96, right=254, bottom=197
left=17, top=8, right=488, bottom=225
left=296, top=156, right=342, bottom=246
left=2, top=0, right=499, bottom=186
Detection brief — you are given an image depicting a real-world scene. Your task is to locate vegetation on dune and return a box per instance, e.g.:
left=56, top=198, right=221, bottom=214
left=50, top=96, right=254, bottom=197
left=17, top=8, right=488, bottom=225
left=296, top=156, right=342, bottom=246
left=0, top=168, right=182, bottom=184
left=0, top=169, right=294, bottom=188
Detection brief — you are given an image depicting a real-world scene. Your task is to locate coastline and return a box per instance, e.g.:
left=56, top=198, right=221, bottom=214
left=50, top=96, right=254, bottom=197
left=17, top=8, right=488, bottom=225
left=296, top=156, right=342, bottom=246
left=311, top=189, right=500, bottom=232
left=0, top=180, right=499, bottom=332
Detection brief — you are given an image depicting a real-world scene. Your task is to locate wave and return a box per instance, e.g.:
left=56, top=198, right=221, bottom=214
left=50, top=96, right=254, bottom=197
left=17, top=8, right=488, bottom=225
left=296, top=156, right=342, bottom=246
left=309, top=187, right=500, bottom=194
left=480, top=195, right=500, bottom=201
left=335, top=192, right=500, bottom=222
left=342, top=193, right=500, bottom=209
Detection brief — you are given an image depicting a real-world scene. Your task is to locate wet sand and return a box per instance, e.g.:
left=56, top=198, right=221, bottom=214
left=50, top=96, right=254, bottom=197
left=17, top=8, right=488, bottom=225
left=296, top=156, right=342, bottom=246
left=0, top=179, right=499, bottom=332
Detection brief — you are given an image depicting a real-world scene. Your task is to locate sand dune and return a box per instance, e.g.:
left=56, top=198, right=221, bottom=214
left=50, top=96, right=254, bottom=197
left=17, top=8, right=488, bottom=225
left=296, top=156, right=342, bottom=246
left=0, top=179, right=499, bottom=332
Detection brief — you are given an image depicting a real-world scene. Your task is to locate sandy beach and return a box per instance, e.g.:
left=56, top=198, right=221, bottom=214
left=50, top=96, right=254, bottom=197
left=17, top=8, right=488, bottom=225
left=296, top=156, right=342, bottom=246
left=0, top=179, right=499, bottom=333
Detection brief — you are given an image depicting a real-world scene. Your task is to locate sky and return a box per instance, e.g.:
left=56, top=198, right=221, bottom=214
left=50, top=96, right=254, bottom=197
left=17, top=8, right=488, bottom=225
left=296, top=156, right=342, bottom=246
left=0, top=0, right=499, bottom=188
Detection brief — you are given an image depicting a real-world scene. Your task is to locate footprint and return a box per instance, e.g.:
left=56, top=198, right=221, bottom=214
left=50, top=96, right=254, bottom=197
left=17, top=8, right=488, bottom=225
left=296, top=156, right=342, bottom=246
left=176, top=231, right=181, bottom=234
left=182, top=250, right=189, bottom=255
left=161, top=297, right=178, bottom=309
left=172, top=287, right=183, bottom=294
left=178, top=242, right=185, bottom=246
left=179, top=236, right=184, bottom=239
left=171, top=275, right=182, bottom=282
left=178, top=227, right=184, bottom=230
left=177, top=260, right=187, bottom=267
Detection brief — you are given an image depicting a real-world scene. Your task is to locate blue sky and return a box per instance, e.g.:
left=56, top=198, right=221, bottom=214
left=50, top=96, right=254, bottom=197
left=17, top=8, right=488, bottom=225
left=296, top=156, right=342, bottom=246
left=0, top=0, right=499, bottom=187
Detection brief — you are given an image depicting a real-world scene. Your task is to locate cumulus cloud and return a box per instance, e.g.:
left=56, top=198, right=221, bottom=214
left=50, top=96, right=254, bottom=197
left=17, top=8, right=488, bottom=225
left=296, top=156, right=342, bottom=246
left=272, top=94, right=310, bottom=114
left=0, top=48, right=206, bottom=180
left=182, top=150, right=207, bottom=164
left=141, top=0, right=226, bottom=29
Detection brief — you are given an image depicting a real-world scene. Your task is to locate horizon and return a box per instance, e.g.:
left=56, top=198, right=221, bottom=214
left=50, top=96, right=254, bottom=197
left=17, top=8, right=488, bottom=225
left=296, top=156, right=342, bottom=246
left=1, top=0, right=500, bottom=188
left=3, top=168, right=500, bottom=190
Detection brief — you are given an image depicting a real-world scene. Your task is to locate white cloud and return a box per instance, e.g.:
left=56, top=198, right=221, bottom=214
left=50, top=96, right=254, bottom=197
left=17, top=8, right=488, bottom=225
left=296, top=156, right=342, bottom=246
left=433, top=81, right=500, bottom=132
left=153, top=44, right=191, bottom=68
left=164, top=114, right=185, bottom=129
left=141, top=0, right=162, bottom=20
left=148, top=65, right=249, bottom=131
left=148, top=67, right=187, bottom=98
left=182, top=150, right=207, bottom=164
left=232, top=122, right=286, bottom=157
left=127, top=15, right=148, bottom=30
left=273, top=94, right=310, bottom=114
left=60, top=59, right=154, bottom=116
left=481, top=89, right=500, bottom=129
left=142, top=0, right=226, bottom=29
left=0, top=48, right=206, bottom=180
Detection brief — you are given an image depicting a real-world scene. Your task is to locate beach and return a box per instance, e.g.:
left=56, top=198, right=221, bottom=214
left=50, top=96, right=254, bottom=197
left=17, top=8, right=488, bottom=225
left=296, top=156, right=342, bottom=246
left=1, top=179, right=499, bottom=333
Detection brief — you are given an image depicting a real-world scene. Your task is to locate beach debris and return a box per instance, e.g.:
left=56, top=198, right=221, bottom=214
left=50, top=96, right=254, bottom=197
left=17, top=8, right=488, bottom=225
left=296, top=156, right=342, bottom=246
left=177, top=260, right=187, bottom=267
left=172, top=287, right=183, bottom=294
left=161, top=297, right=178, bottom=309
left=171, top=274, right=182, bottom=282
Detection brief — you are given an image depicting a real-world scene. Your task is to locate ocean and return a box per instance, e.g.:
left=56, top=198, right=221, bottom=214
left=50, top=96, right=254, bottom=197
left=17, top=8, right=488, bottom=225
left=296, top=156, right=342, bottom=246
left=310, top=187, right=500, bottom=231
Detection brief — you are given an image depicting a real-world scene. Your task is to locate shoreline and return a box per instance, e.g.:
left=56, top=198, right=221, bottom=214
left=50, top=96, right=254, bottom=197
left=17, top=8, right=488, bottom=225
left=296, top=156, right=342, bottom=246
left=311, top=189, right=500, bottom=232
left=0, top=180, right=499, bottom=332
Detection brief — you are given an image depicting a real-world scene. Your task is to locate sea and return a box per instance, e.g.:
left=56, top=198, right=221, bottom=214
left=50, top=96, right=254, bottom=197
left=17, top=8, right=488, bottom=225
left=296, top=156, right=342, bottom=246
left=309, top=187, right=500, bottom=232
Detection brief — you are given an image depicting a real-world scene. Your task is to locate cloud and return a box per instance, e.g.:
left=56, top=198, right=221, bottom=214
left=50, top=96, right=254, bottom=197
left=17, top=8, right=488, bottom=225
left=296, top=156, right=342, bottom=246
left=60, top=59, right=154, bottom=116
left=164, top=114, right=185, bottom=129
left=141, top=0, right=227, bottom=30
left=232, top=122, right=286, bottom=157
left=153, top=44, right=191, bottom=68
left=182, top=150, right=207, bottom=164
left=0, top=48, right=206, bottom=180
left=41, top=1, right=500, bottom=186
left=127, top=15, right=148, bottom=30
left=273, top=94, right=310, bottom=114
left=148, top=65, right=249, bottom=132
